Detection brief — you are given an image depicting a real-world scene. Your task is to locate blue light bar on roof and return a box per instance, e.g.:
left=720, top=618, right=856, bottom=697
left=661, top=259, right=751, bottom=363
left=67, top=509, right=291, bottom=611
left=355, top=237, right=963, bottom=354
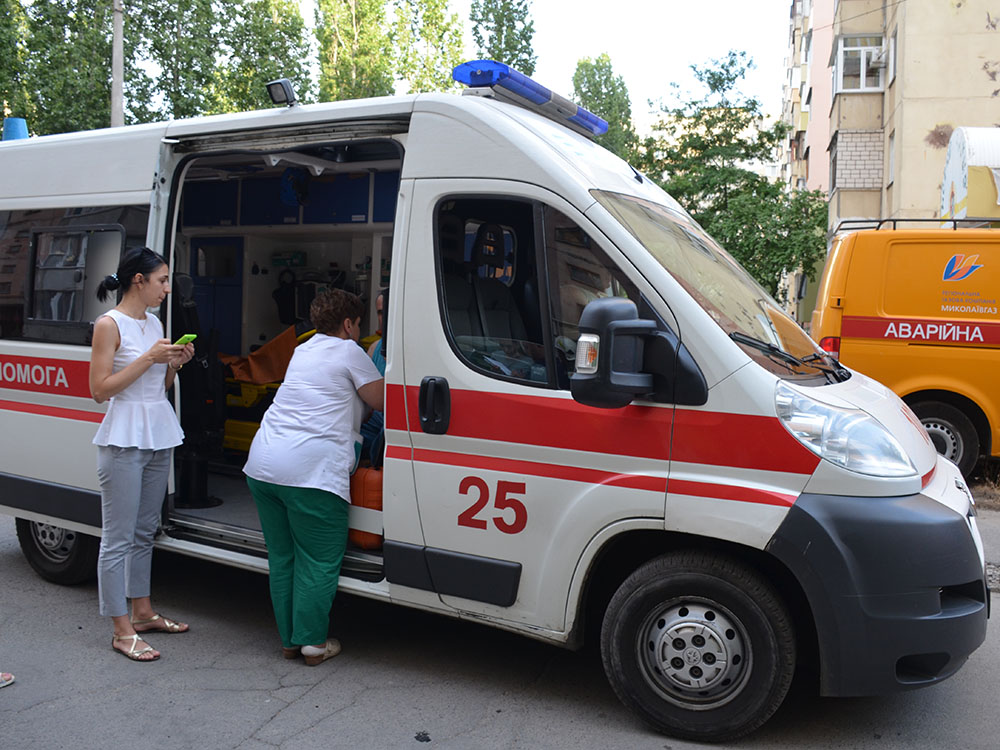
left=452, top=60, right=610, bottom=138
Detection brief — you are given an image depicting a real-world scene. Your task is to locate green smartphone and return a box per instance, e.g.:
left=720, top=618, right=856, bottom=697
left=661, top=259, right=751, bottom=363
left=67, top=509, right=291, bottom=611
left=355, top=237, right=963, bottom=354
left=173, top=333, right=197, bottom=346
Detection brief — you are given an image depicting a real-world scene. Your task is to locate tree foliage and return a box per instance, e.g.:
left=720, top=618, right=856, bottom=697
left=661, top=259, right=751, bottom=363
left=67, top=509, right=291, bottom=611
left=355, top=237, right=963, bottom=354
left=469, top=0, right=536, bottom=74
left=208, top=0, right=313, bottom=113
left=571, top=53, right=638, bottom=163
left=22, top=0, right=113, bottom=135
left=127, top=0, right=223, bottom=122
left=391, top=0, right=464, bottom=93
left=641, top=52, right=827, bottom=297
left=317, top=0, right=394, bottom=101
left=0, top=0, right=32, bottom=120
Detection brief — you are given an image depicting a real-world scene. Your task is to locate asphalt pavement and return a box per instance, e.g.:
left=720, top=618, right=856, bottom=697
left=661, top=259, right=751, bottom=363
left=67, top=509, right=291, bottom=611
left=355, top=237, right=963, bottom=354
left=1, top=507, right=998, bottom=749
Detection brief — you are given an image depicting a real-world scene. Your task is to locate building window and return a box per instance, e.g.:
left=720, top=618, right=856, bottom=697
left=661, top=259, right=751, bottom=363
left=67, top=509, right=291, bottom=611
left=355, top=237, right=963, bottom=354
left=829, top=134, right=839, bottom=193
left=889, top=30, right=897, bottom=84
left=887, top=131, right=895, bottom=186
left=834, top=36, right=884, bottom=93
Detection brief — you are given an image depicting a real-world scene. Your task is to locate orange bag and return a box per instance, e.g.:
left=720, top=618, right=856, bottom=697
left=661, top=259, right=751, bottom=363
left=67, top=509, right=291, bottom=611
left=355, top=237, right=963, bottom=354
left=349, top=467, right=383, bottom=550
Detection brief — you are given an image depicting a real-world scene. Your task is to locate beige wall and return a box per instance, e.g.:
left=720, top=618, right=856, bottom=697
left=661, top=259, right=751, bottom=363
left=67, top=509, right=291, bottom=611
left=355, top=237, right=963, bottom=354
left=884, top=0, right=1000, bottom=218
left=837, top=0, right=885, bottom=35
left=831, top=92, right=883, bottom=131
left=829, top=188, right=880, bottom=227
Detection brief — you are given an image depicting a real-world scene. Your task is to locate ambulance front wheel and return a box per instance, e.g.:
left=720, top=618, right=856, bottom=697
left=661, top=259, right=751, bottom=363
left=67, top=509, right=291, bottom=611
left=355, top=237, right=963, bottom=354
left=600, top=551, right=795, bottom=742
left=911, top=401, right=980, bottom=478
left=15, top=519, right=99, bottom=585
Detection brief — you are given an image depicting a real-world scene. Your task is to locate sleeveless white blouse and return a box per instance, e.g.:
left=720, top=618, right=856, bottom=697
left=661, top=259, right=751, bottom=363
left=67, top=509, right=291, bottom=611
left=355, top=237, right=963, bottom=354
left=92, top=309, right=185, bottom=450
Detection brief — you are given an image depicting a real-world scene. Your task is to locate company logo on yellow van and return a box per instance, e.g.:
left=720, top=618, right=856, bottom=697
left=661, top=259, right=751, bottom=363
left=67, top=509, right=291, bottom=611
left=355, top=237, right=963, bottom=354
left=943, top=254, right=983, bottom=281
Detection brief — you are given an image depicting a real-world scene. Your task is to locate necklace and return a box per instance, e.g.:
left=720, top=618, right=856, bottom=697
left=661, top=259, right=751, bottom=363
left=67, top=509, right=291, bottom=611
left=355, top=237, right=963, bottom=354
left=118, top=306, right=148, bottom=333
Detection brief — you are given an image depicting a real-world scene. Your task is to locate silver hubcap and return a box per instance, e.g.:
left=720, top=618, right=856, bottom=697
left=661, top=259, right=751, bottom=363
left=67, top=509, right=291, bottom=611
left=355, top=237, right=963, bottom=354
left=921, top=418, right=963, bottom=463
left=30, top=523, right=76, bottom=564
left=639, top=599, right=750, bottom=710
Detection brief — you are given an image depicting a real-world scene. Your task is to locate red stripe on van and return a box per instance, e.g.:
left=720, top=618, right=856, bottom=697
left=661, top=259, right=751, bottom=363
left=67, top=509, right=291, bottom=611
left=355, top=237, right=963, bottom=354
left=385, top=444, right=411, bottom=460
left=671, top=409, right=820, bottom=475
left=842, top=315, right=1000, bottom=345
left=385, top=383, right=408, bottom=431
left=0, top=355, right=91, bottom=397
left=0, top=399, right=104, bottom=423
left=668, top=479, right=797, bottom=507
left=411, top=447, right=667, bottom=492
left=388, top=385, right=672, bottom=459
left=387, top=385, right=818, bottom=474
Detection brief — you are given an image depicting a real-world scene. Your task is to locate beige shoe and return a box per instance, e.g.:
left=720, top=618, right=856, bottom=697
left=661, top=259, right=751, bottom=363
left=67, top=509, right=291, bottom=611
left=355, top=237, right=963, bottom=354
left=301, top=639, right=341, bottom=666
left=112, top=634, right=160, bottom=662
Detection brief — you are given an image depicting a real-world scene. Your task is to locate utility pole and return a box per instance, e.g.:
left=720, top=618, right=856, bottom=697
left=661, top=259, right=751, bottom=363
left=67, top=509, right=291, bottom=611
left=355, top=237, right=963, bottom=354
left=111, top=0, right=124, bottom=126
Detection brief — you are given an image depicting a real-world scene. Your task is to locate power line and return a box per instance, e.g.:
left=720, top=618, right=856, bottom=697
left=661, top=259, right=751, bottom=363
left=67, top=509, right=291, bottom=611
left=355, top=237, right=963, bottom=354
left=811, top=0, right=907, bottom=33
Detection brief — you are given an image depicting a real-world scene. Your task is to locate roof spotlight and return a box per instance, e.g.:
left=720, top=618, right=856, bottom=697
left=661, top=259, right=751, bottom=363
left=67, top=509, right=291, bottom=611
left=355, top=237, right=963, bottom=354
left=266, top=78, right=298, bottom=107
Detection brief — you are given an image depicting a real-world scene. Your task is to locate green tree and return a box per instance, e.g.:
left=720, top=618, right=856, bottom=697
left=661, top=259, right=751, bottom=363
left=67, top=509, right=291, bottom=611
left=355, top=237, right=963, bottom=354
left=209, top=0, right=313, bottom=113
left=127, top=0, right=223, bottom=122
left=571, top=53, right=638, bottom=163
left=23, top=0, right=113, bottom=134
left=642, top=51, right=827, bottom=297
left=469, top=0, right=535, bottom=74
left=391, top=0, right=463, bottom=93
left=316, top=0, right=394, bottom=101
left=0, top=0, right=32, bottom=122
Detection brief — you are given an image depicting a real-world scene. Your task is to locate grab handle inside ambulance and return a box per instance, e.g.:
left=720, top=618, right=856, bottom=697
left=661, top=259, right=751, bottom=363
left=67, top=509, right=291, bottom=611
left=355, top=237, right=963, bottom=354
left=419, top=376, right=451, bottom=434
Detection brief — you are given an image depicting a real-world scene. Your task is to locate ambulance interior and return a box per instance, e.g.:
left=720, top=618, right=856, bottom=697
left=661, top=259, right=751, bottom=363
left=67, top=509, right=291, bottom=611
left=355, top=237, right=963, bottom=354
left=165, top=140, right=400, bottom=576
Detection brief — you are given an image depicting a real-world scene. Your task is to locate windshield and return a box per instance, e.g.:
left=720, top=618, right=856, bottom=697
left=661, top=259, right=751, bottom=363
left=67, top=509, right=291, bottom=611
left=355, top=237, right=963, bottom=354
left=593, top=190, right=833, bottom=378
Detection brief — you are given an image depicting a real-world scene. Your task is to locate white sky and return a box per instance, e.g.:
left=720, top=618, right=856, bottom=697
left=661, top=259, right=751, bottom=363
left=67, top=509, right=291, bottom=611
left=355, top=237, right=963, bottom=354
left=298, top=1, right=792, bottom=135
left=450, top=0, right=792, bottom=134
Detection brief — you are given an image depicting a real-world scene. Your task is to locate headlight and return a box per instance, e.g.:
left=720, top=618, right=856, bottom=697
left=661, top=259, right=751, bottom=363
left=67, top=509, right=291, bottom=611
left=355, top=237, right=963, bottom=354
left=775, top=382, right=917, bottom=477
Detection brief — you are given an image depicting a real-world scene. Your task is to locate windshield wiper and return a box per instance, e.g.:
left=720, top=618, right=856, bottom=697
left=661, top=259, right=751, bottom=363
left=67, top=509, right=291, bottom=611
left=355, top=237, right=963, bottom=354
left=800, top=351, right=851, bottom=381
left=729, top=331, right=805, bottom=371
left=730, top=331, right=848, bottom=383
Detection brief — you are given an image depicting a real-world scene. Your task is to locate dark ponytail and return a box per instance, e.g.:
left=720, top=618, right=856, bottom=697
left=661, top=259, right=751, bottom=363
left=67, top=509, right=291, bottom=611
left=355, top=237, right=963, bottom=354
left=96, top=246, right=168, bottom=302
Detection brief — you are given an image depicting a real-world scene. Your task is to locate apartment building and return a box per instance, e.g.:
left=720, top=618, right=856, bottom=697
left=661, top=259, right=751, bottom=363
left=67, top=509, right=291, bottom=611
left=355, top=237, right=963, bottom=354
left=781, top=0, right=1000, bottom=323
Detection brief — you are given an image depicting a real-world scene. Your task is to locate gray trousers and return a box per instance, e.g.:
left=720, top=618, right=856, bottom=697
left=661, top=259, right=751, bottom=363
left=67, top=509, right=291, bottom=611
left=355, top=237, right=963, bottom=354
left=96, top=446, right=170, bottom=617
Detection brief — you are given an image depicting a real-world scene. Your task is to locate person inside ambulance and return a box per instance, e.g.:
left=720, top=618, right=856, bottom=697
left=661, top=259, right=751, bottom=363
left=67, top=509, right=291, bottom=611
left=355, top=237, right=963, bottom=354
left=360, top=286, right=387, bottom=466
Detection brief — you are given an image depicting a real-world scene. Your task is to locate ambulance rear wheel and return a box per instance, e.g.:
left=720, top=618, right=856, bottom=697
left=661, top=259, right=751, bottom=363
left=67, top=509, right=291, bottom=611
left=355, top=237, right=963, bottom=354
left=911, top=401, right=979, bottom=477
left=601, top=551, right=795, bottom=742
left=15, top=519, right=99, bottom=585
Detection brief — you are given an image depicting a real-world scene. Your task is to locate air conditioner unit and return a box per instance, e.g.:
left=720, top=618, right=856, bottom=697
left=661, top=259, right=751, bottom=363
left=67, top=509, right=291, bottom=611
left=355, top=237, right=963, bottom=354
left=869, top=48, right=887, bottom=69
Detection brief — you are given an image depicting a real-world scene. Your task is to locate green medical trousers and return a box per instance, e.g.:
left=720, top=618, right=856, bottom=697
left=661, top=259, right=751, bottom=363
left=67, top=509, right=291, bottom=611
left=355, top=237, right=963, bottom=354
left=246, top=476, right=350, bottom=648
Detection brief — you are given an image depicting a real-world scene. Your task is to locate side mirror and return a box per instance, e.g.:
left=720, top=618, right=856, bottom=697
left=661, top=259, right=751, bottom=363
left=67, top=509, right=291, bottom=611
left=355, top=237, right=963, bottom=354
left=570, top=297, right=708, bottom=409
left=570, top=298, right=656, bottom=408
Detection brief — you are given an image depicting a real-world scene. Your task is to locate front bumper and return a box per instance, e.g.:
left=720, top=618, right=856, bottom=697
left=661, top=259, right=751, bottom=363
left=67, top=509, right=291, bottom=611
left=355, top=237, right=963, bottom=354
left=766, top=486, right=988, bottom=696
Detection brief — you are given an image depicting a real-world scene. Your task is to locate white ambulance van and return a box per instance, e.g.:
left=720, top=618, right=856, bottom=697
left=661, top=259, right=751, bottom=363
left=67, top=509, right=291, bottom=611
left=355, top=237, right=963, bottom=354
left=0, top=62, right=989, bottom=741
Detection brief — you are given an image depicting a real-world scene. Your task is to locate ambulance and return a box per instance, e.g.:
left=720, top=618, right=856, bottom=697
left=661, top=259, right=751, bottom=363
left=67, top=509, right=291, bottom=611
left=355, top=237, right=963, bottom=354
left=811, top=221, right=999, bottom=478
left=0, top=62, right=989, bottom=741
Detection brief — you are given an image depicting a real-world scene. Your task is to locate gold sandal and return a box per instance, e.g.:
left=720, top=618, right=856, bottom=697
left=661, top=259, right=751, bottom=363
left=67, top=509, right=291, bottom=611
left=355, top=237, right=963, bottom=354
left=131, top=613, right=189, bottom=633
left=112, top=634, right=159, bottom=662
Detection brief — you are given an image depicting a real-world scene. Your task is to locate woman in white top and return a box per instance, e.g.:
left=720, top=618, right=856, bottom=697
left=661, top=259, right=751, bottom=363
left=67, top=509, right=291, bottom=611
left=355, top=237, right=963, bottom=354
left=244, top=289, right=384, bottom=666
left=89, top=247, right=194, bottom=662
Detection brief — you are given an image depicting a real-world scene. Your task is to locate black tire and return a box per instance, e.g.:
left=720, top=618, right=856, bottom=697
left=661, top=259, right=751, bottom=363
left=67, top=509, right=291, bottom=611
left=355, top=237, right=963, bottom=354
left=600, top=551, right=795, bottom=742
left=15, top=518, right=99, bottom=585
left=911, top=400, right=980, bottom=478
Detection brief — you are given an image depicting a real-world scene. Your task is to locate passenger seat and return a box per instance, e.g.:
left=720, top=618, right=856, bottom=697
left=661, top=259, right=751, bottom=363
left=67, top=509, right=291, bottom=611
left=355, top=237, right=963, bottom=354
left=470, top=222, right=527, bottom=342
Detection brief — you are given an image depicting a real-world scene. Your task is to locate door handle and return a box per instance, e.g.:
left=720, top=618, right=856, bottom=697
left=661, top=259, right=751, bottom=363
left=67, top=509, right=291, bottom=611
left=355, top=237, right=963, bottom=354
left=419, top=376, right=451, bottom=434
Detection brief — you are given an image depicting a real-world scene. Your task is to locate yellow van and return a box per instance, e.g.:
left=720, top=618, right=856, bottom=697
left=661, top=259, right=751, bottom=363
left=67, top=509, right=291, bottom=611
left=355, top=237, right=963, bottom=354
left=811, top=223, right=999, bottom=476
